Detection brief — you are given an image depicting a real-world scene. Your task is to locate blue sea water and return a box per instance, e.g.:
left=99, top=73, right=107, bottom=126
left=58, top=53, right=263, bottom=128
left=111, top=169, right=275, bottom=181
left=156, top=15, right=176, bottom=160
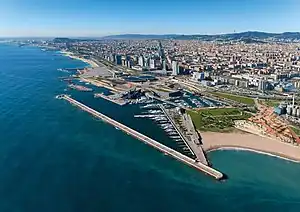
left=1, top=44, right=300, bottom=212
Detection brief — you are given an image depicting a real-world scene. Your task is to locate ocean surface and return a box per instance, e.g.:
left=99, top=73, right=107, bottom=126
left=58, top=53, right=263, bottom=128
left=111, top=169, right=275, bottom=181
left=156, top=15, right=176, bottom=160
left=1, top=44, right=300, bottom=212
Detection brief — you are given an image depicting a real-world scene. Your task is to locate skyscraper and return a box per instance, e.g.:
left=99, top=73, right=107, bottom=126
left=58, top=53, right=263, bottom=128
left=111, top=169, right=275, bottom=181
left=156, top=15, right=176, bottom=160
left=162, top=60, right=167, bottom=74
left=258, top=79, right=267, bottom=91
left=115, top=55, right=122, bottom=65
left=172, top=61, right=179, bottom=76
left=126, top=60, right=132, bottom=68
left=138, top=56, right=144, bottom=67
left=149, top=59, right=155, bottom=69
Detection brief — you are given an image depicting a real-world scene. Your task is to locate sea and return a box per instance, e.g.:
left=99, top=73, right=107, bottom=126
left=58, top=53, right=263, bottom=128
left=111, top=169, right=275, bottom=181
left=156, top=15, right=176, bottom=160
left=1, top=43, right=300, bottom=212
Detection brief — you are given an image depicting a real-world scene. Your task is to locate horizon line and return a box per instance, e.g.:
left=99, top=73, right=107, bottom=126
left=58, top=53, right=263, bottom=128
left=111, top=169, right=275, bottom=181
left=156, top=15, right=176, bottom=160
left=1, top=30, right=300, bottom=39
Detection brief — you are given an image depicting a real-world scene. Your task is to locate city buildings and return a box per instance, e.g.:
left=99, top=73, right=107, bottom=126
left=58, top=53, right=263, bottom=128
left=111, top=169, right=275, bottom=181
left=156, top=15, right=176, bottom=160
left=258, top=80, right=267, bottom=91
left=138, top=56, right=144, bottom=67
left=115, top=55, right=122, bottom=65
left=149, top=59, right=155, bottom=69
left=172, top=61, right=179, bottom=75
left=43, top=36, right=300, bottom=94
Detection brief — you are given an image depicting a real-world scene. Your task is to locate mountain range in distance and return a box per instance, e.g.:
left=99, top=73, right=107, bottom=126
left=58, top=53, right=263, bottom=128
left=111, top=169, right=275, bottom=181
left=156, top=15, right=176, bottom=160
left=52, top=31, right=300, bottom=43
left=100, top=31, right=300, bottom=41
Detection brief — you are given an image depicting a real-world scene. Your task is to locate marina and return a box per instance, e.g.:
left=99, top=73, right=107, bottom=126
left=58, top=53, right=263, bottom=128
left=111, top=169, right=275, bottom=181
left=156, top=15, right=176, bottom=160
left=135, top=102, right=206, bottom=159
left=163, top=92, right=224, bottom=109
left=159, top=105, right=209, bottom=165
left=57, top=94, right=224, bottom=180
left=62, top=77, right=225, bottom=166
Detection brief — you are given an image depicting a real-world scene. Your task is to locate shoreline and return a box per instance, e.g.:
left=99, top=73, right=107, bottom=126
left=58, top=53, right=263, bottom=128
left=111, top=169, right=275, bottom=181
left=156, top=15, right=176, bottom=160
left=207, top=146, right=300, bottom=163
left=60, top=51, right=99, bottom=68
left=202, top=131, right=300, bottom=163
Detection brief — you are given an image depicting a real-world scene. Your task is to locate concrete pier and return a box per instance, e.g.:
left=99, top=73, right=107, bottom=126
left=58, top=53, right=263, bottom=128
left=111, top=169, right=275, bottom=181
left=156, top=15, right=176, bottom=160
left=94, top=93, right=128, bottom=106
left=146, top=93, right=187, bottom=109
left=58, top=94, right=223, bottom=180
left=159, top=105, right=209, bottom=165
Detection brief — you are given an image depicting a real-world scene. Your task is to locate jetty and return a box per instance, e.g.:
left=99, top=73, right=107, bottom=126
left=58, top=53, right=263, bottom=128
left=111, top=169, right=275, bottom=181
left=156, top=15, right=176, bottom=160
left=57, top=94, right=223, bottom=180
left=146, top=93, right=187, bottom=109
left=159, top=105, right=208, bottom=165
left=94, top=93, right=128, bottom=106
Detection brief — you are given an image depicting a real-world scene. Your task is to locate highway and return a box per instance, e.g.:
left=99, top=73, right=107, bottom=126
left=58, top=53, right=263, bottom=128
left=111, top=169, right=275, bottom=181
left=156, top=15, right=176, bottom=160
left=58, top=94, right=223, bottom=180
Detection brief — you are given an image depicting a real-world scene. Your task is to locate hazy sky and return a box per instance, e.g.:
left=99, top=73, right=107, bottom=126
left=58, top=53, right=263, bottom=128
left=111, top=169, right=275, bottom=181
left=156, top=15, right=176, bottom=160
left=0, top=0, right=300, bottom=37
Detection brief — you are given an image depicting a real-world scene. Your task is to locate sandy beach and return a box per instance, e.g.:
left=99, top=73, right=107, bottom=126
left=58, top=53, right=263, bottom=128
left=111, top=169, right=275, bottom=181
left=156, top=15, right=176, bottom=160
left=60, top=51, right=99, bottom=68
left=202, top=131, right=300, bottom=162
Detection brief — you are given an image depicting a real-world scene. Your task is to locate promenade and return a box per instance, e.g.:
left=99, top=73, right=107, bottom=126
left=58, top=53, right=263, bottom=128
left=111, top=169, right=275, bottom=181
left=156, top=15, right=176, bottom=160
left=58, top=95, right=223, bottom=180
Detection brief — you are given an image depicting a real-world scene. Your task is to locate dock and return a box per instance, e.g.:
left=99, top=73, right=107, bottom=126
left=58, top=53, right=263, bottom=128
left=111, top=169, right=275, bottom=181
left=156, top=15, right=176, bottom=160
left=146, top=93, right=187, bottom=109
left=57, top=94, right=223, bottom=180
left=94, top=93, right=128, bottom=106
left=159, top=105, right=209, bottom=165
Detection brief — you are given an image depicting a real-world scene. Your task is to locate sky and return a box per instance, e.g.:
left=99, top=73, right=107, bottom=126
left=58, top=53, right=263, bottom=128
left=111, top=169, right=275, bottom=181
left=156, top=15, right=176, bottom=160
left=0, top=0, right=300, bottom=37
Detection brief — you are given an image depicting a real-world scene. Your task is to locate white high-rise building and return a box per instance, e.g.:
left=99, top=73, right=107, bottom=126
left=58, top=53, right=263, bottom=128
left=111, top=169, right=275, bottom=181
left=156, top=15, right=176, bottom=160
left=149, top=59, right=155, bottom=69
left=258, top=80, right=267, bottom=91
left=138, top=56, right=144, bottom=67
left=172, top=61, right=179, bottom=76
left=162, top=60, right=166, bottom=70
left=162, top=60, right=167, bottom=74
